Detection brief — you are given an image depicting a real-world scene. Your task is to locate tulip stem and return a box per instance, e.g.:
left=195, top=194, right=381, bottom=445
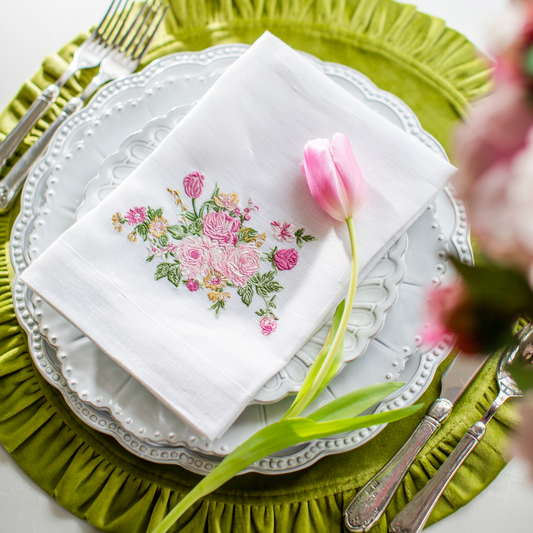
left=283, top=217, right=358, bottom=419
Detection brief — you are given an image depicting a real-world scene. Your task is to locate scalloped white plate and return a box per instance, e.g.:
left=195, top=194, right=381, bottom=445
left=11, top=44, right=472, bottom=474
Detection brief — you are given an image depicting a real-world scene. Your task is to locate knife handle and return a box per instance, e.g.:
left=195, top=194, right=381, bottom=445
left=344, top=398, right=452, bottom=532
left=0, top=85, right=60, bottom=170
left=390, top=421, right=485, bottom=533
left=0, top=97, right=83, bottom=214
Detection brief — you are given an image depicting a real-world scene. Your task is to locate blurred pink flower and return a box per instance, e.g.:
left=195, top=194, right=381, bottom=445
left=454, top=83, right=533, bottom=199
left=462, top=129, right=533, bottom=281
left=424, top=283, right=481, bottom=354
left=300, top=133, right=365, bottom=221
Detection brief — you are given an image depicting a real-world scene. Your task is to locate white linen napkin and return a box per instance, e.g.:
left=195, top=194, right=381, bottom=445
left=21, top=32, right=455, bottom=441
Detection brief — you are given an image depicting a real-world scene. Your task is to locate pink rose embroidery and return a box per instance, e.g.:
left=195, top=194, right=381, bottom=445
left=126, top=207, right=147, bottom=226
left=203, top=211, right=241, bottom=246
left=186, top=279, right=199, bottom=292
left=216, top=243, right=261, bottom=287
left=183, top=171, right=205, bottom=199
left=178, top=236, right=219, bottom=278
left=260, top=316, right=277, bottom=335
left=274, top=248, right=299, bottom=271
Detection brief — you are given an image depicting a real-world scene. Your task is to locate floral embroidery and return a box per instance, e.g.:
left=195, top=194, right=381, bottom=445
left=111, top=173, right=316, bottom=334
left=271, top=220, right=297, bottom=243
left=125, top=206, right=147, bottom=226
left=260, top=315, right=277, bottom=336
left=214, top=192, right=239, bottom=212
left=148, top=215, right=169, bottom=238
left=112, top=212, right=124, bottom=232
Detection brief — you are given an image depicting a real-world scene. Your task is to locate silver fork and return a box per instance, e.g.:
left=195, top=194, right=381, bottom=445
left=0, top=0, right=132, bottom=171
left=0, top=0, right=168, bottom=214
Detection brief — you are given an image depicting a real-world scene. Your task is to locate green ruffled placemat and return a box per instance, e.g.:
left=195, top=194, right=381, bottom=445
left=0, top=1, right=512, bottom=532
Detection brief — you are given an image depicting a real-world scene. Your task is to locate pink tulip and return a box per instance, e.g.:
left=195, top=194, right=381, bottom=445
left=300, top=133, right=365, bottom=221
left=183, top=171, right=205, bottom=199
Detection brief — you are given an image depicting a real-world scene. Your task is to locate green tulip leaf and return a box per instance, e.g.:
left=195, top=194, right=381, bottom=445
left=282, top=301, right=344, bottom=419
left=307, top=382, right=404, bottom=422
left=152, top=403, right=422, bottom=533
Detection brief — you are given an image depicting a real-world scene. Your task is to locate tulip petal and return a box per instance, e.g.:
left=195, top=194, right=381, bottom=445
left=302, top=139, right=347, bottom=221
left=331, top=133, right=366, bottom=216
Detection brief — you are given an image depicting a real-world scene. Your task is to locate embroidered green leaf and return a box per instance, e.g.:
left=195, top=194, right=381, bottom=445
left=262, top=271, right=276, bottom=283
left=167, top=264, right=182, bottom=287
left=199, top=200, right=216, bottom=218
left=262, top=247, right=278, bottom=270
left=209, top=300, right=226, bottom=316
left=249, top=273, right=262, bottom=285
left=294, top=227, right=317, bottom=249
left=210, top=183, right=220, bottom=200
left=146, top=255, right=155, bottom=262
left=137, top=224, right=148, bottom=241
left=155, top=263, right=171, bottom=280
left=188, top=219, right=203, bottom=235
left=147, top=206, right=163, bottom=221
left=255, top=309, right=265, bottom=316
left=263, top=281, right=283, bottom=293
left=168, top=225, right=187, bottom=239
left=255, top=285, right=268, bottom=298
left=159, top=234, right=169, bottom=246
left=185, top=211, right=197, bottom=222
left=237, top=283, right=254, bottom=307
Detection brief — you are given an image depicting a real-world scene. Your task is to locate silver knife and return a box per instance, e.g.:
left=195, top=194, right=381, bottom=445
left=344, top=351, right=487, bottom=532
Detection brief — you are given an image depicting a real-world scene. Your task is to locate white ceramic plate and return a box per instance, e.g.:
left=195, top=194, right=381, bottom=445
left=11, top=44, right=471, bottom=474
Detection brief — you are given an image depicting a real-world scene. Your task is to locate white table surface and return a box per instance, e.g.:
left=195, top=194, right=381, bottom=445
left=1, top=1, right=531, bottom=532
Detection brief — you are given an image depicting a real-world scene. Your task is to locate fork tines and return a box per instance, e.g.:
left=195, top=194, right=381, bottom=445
left=94, top=0, right=168, bottom=60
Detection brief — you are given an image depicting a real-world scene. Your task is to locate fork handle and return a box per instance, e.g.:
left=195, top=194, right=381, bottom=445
left=390, top=421, right=486, bottom=533
left=0, top=84, right=60, bottom=169
left=344, top=398, right=452, bottom=532
left=0, top=97, right=83, bottom=214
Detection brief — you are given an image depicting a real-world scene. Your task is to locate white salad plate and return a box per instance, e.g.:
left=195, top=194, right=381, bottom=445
left=11, top=44, right=471, bottom=475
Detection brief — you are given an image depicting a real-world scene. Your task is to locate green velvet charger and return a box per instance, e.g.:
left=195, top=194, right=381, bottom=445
left=0, top=1, right=515, bottom=532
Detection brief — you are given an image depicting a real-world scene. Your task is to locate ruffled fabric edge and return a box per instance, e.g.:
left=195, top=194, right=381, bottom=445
left=0, top=1, right=505, bottom=532
left=0, top=0, right=491, bottom=177
left=163, top=0, right=492, bottom=113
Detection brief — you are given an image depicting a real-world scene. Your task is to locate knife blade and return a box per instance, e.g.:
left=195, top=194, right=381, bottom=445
left=344, top=351, right=487, bottom=533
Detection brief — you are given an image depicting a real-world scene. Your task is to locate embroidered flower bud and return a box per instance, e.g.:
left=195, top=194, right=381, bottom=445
left=183, top=171, right=205, bottom=199
left=260, top=316, right=277, bottom=336
left=300, top=133, right=365, bottom=221
left=186, top=279, right=199, bottom=292
left=274, top=248, right=299, bottom=271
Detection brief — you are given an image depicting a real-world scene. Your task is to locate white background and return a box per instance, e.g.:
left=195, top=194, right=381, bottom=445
left=2, top=1, right=533, bottom=532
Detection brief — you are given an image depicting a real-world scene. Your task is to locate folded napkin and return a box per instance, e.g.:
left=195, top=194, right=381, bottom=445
left=21, top=32, right=455, bottom=441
